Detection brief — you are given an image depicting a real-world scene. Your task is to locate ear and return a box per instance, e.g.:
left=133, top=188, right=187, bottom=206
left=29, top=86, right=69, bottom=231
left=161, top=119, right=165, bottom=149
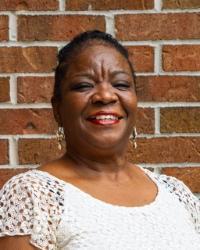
left=51, top=97, right=62, bottom=126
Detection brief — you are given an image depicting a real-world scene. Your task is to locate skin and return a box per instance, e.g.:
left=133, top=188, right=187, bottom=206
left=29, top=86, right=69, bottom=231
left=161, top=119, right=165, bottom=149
left=1, top=43, right=157, bottom=249
left=48, top=44, right=157, bottom=204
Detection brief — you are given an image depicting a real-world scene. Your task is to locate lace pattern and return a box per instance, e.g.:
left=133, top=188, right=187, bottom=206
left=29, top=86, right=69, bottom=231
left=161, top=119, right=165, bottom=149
left=153, top=172, right=200, bottom=234
left=0, top=171, right=65, bottom=250
left=0, top=169, right=199, bottom=250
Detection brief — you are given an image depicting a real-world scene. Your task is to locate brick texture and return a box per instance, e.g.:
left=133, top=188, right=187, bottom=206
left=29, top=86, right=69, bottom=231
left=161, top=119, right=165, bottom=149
left=127, top=137, right=200, bottom=163
left=0, top=15, right=8, bottom=41
left=163, top=0, right=200, bottom=9
left=18, top=15, right=105, bottom=41
left=66, top=0, right=154, bottom=10
left=0, top=169, right=29, bottom=188
left=0, top=0, right=59, bottom=11
left=19, top=139, right=64, bottom=164
left=161, top=167, right=200, bottom=193
left=17, top=77, right=54, bottom=103
left=136, top=76, right=200, bottom=102
left=137, top=108, right=154, bottom=134
left=0, top=47, right=57, bottom=73
left=163, top=45, right=200, bottom=72
left=0, top=140, right=9, bottom=164
left=0, top=77, right=10, bottom=102
left=116, top=13, right=200, bottom=41
left=127, top=46, right=154, bottom=72
left=0, top=109, right=57, bottom=135
left=0, top=0, right=200, bottom=195
left=160, top=108, right=200, bottom=133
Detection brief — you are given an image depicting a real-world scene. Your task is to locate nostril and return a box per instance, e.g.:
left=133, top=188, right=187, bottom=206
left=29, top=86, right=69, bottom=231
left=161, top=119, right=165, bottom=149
left=91, top=91, right=118, bottom=105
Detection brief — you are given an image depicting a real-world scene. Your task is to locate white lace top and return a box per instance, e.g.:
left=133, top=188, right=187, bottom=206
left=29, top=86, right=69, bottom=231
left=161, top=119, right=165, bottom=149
left=0, top=168, right=199, bottom=250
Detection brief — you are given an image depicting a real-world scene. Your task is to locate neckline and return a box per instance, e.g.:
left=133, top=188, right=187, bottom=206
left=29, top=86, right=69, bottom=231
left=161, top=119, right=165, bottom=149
left=31, top=166, right=161, bottom=210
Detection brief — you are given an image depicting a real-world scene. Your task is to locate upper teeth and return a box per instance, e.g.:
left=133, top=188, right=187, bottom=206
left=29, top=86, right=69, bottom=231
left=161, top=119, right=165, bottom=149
left=95, top=115, right=118, bottom=120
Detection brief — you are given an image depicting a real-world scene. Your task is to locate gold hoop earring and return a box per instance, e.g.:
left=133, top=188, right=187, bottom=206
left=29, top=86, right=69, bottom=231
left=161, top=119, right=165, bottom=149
left=131, top=126, right=137, bottom=149
left=56, top=127, right=65, bottom=150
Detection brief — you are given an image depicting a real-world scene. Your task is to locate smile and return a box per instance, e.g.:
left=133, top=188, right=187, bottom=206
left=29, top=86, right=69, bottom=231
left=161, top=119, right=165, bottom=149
left=91, top=115, right=119, bottom=120
left=87, top=113, right=123, bottom=125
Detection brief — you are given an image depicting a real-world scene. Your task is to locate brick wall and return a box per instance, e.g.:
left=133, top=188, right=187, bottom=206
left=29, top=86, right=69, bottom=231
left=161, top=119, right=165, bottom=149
left=0, top=0, right=199, bottom=196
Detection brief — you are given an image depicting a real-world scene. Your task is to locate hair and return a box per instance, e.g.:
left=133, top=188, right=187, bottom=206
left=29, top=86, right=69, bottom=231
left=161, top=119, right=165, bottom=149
left=52, top=30, right=136, bottom=102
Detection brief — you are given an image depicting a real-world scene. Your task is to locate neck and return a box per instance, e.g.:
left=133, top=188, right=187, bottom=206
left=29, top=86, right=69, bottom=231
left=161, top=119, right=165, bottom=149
left=63, top=143, right=131, bottom=180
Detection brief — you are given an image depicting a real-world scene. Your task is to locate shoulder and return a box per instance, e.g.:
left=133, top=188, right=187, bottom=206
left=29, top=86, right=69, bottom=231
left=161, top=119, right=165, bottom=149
left=149, top=170, right=200, bottom=233
left=1, top=169, right=65, bottom=205
left=0, top=170, right=65, bottom=249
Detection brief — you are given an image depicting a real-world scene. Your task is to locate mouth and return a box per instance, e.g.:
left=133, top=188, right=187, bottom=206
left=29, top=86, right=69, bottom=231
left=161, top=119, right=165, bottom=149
left=87, top=112, right=124, bottom=126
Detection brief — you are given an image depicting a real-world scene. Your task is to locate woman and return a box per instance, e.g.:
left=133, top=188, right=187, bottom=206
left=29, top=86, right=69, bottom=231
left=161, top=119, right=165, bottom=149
left=0, top=30, right=199, bottom=250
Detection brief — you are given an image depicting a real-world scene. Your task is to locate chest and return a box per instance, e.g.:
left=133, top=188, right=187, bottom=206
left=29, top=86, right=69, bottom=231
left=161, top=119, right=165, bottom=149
left=56, top=185, right=199, bottom=250
left=63, top=178, right=158, bottom=207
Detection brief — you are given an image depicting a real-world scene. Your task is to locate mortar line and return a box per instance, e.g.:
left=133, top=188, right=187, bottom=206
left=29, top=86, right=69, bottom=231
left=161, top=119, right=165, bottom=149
left=1, top=9, right=200, bottom=15
left=0, top=164, right=38, bottom=169
left=8, top=12, right=17, bottom=41
left=0, top=133, right=200, bottom=139
left=0, top=163, right=199, bottom=169
left=9, top=137, right=19, bottom=166
left=154, top=44, right=162, bottom=74
left=154, top=107, right=160, bottom=134
left=1, top=72, right=200, bottom=77
left=0, top=40, right=200, bottom=47
left=0, top=102, right=200, bottom=109
left=154, top=0, right=162, bottom=12
left=59, top=0, right=66, bottom=11
left=105, top=14, right=115, bottom=37
left=9, top=75, right=17, bottom=104
left=137, top=163, right=200, bottom=168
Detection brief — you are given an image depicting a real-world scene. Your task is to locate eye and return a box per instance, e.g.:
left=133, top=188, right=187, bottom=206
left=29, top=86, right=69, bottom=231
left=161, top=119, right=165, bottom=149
left=71, top=82, right=94, bottom=92
left=113, top=81, right=130, bottom=90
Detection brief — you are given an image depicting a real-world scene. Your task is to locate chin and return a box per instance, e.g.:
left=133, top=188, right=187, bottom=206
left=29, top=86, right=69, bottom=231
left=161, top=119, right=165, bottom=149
left=87, top=134, right=128, bottom=150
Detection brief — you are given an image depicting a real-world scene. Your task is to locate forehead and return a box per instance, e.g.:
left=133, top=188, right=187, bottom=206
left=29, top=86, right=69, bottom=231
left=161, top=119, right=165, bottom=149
left=66, top=44, right=131, bottom=75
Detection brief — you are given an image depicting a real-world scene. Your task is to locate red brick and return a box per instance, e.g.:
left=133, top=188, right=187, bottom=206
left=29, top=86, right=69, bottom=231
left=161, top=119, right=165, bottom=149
left=0, top=0, right=59, bottom=10
left=161, top=167, right=200, bottom=193
left=116, top=13, right=200, bottom=41
left=66, top=0, right=154, bottom=10
left=136, top=76, right=200, bottom=102
left=0, top=47, right=57, bottom=73
left=0, top=169, right=29, bottom=188
left=0, top=15, right=8, bottom=41
left=0, top=77, right=10, bottom=102
left=137, top=108, right=154, bottom=134
left=18, top=15, right=105, bottom=41
left=0, top=109, right=57, bottom=135
left=0, top=140, right=8, bottom=164
left=163, top=0, right=200, bottom=9
left=126, top=137, right=200, bottom=163
left=17, top=77, right=54, bottom=103
left=161, top=108, right=200, bottom=133
left=127, top=46, right=154, bottom=72
left=163, top=45, right=200, bottom=72
left=19, top=139, right=64, bottom=164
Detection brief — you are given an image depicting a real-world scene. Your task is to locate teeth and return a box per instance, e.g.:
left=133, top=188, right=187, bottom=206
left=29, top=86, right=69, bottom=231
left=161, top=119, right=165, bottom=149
left=95, top=115, right=118, bottom=120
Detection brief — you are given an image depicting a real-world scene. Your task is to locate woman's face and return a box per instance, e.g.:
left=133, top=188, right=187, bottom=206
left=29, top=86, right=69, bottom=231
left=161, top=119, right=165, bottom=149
left=55, top=43, right=137, bottom=151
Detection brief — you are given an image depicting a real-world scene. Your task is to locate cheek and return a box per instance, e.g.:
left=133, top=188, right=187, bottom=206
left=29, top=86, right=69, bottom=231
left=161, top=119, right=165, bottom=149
left=124, top=94, right=137, bottom=125
left=123, top=92, right=137, bottom=111
left=59, top=96, right=87, bottom=123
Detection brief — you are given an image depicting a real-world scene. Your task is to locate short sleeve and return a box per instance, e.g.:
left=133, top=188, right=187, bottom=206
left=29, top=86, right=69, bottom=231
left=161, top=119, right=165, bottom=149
left=0, top=171, right=65, bottom=250
left=157, top=173, right=200, bottom=234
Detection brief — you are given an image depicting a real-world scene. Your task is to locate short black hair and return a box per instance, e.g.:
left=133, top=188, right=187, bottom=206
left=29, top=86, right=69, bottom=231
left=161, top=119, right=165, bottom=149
left=52, top=30, right=136, bottom=102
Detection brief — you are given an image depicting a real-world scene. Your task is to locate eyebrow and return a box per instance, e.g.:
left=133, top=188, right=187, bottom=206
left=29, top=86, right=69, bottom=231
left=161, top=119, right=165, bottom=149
left=72, top=73, right=95, bottom=79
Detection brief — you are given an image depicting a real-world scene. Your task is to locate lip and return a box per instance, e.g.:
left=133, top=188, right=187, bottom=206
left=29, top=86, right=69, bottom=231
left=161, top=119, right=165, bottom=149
left=86, top=111, right=124, bottom=126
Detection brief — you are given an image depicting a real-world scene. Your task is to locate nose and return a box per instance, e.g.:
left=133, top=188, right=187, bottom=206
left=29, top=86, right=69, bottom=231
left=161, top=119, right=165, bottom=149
left=91, top=82, right=118, bottom=105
